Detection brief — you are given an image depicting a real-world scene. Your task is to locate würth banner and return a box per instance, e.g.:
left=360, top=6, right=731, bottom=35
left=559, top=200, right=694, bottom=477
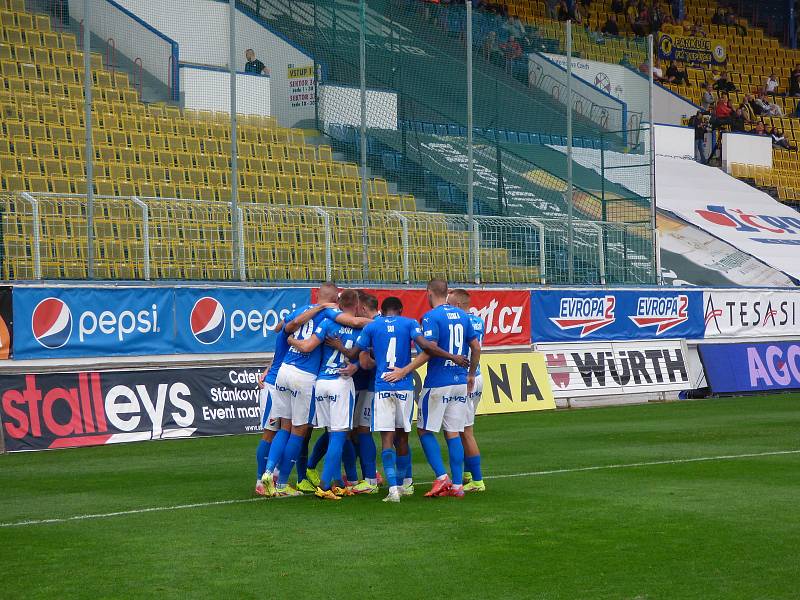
left=0, top=367, right=264, bottom=452
left=313, top=288, right=531, bottom=347
left=537, top=340, right=692, bottom=398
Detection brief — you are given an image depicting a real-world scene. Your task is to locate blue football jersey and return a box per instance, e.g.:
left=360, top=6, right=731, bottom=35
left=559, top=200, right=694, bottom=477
left=315, top=319, right=360, bottom=380
left=468, top=313, right=484, bottom=377
left=356, top=316, right=421, bottom=392
left=264, top=324, right=290, bottom=386
left=283, top=305, right=343, bottom=375
left=352, top=363, right=375, bottom=393
left=421, top=304, right=477, bottom=387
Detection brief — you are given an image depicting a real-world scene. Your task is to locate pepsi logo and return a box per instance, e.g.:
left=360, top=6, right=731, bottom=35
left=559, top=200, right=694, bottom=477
left=32, top=297, right=73, bottom=349
left=190, top=296, right=225, bottom=344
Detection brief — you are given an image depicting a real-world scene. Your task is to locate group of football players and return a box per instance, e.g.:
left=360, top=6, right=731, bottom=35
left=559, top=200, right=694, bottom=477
left=254, top=279, right=486, bottom=502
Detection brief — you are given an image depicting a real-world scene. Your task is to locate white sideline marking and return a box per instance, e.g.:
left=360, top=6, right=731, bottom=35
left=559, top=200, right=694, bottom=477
left=1, top=449, right=798, bottom=529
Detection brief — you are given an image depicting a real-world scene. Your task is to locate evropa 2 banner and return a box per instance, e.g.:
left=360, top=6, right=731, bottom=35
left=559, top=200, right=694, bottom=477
left=173, top=287, right=311, bottom=354
left=530, top=289, right=704, bottom=342
left=12, top=287, right=175, bottom=359
left=698, top=342, right=800, bottom=394
left=0, top=366, right=265, bottom=451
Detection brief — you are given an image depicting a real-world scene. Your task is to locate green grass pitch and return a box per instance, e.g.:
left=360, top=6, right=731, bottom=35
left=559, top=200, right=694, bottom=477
left=1, top=395, right=798, bottom=599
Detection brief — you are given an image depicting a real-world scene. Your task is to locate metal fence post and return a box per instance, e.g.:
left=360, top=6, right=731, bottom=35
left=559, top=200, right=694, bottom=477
left=466, top=0, right=476, bottom=282
left=83, top=0, right=94, bottom=279
left=392, top=210, right=410, bottom=283
left=595, top=223, right=606, bottom=284
left=530, top=216, right=546, bottom=285
left=314, top=207, right=332, bottom=281
left=648, top=33, right=658, bottom=285
left=472, top=217, right=480, bottom=284
left=131, top=196, right=150, bottom=280
left=566, top=20, right=574, bottom=284
left=237, top=205, right=246, bottom=281
left=359, top=0, right=369, bottom=281
left=230, top=0, right=242, bottom=280
left=20, top=192, right=41, bottom=279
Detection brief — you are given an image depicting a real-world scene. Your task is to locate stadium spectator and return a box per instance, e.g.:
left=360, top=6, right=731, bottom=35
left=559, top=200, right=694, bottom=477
left=711, top=7, right=725, bottom=24
left=557, top=0, right=570, bottom=21
left=790, top=67, right=800, bottom=96
left=763, top=73, right=780, bottom=95
left=671, top=0, right=685, bottom=22
left=650, top=4, right=665, bottom=32
left=687, top=21, right=707, bottom=37
left=731, top=107, right=747, bottom=132
left=500, top=35, right=522, bottom=69
left=771, top=128, right=796, bottom=150
left=632, top=8, right=650, bottom=35
left=689, top=110, right=709, bottom=163
left=701, top=82, right=715, bottom=111
left=751, top=122, right=767, bottom=136
left=665, top=61, right=688, bottom=85
left=741, top=94, right=758, bottom=121
left=483, top=31, right=503, bottom=65
left=626, top=0, right=638, bottom=27
left=546, top=0, right=560, bottom=20
left=712, top=96, right=733, bottom=127
left=602, top=14, right=619, bottom=35
left=753, top=92, right=783, bottom=116
left=713, top=71, right=736, bottom=93
left=611, top=0, right=624, bottom=13
left=504, top=16, right=525, bottom=38
left=244, top=49, right=269, bottom=76
left=570, top=2, right=584, bottom=23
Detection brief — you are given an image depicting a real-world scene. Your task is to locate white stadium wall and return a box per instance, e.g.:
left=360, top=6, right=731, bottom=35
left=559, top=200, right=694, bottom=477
left=180, top=66, right=271, bottom=116
left=318, top=85, right=398, bottom=130
left=722, top=132, right=773, bottom=172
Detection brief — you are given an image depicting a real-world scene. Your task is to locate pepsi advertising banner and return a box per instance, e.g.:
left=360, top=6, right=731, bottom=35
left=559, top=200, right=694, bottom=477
left=531, top=290, right=705, bottom=342
left=173, top=287, right=311, bottom=354
left=698, top=342, right=800, bottom=394
left=13, top=287, right=176, bottom=359
left=0, top=366, right=265, bottom=451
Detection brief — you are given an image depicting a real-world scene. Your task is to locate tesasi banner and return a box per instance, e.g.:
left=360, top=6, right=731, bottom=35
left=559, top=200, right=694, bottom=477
left=699, top=342, right=800, bottom=394
left=531, top=289, right=704, bottom=342
left=538, top=340, right=691, bottom=398
left=312, top=288, right=531, bottom=347
left=173, top=287, right=311, bottom=354
left=13, top=287, right=176, bottom=359
left=703, top=290, right=800, bottom=339
left=0, top=286, right=12, bottom=360
left=411, top=352, right=556, bottom=415
left=0, top=366, right=264, bottom=451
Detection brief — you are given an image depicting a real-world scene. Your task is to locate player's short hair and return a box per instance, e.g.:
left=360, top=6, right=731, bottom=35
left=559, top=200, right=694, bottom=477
left=339, top=289, right=359, bottom=310
left=449, top=288, right=471, bottom=306
left=381, top=296, right=403, bottom=315
left=427, top=278, right=448, bottom=298
left=361, top=293, right=379, bottom=313
left=318, top=281, right=339, bottom=302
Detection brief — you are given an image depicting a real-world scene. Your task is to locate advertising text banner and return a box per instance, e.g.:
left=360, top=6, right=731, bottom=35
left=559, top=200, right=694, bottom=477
left=698, top=342, right=800, bottom=394
left=531, top=289, right=704, bottom=342
left=703, top=290, right=800, bottom=339
left=12, top=287, right=175, bottom=359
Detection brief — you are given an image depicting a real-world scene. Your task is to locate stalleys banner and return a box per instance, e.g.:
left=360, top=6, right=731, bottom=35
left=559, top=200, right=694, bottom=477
left=530, top=289, right=704, bottom=342
left=538, top=340, right=691, bottom=398
left=658, top=33, right=727, bottom=66
left=703, top=290, right=800, bottom=339
left=0, top=366, right=265, bottom=451
left=0, top=286, right=12, bottom=360
left=410, top=351, right=556, bottom=415
left=12, top=287, right=176, bottom=360
left=698, top=342, right=800, bottom=394
left=311, top=288, right=531, bottom=347
left=173, top=287, right=311, bottom=354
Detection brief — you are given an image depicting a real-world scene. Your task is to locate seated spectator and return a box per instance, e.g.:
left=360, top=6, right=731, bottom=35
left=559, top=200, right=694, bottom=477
left=504, top=16, right=525, bottom=39
left=712, top=97, right=733, bottom=127
left=611, top=0, right=624, bottom=13
left=626, top=0, right=638, bottom=26
left=650, top=5, right=664, bottom=32
left=557, top=0, right=570, bottom=21
left=483, top=31, right=503, bottom=64
left=751, top=122, right=767, bottom=136
left=244, top=49, right=269, bottom=76
left=632, top=8, right=650, bottom=35
left=687, top=21, right=707, bottom=37
left=758, top=92, right=783, bottom=116
left=790, top=70, right=800, bottom=97
left=763, top=73, right=779, bottom=95
left=741, top=94, right=758, bottom=122
left=602, top=14, right=620, bottom=35
left=500, top=35, right=522, bottom=64
left=570, top=2, right=584, bottom=23
left=711, top=7, right=725, bottom=24
left=713, top=71, right=736, bottom=93
left=701, top=82, right=715, bottom=112
left=731, top=108, right=747, bottom=132
left=771, top=128, right=795, bottom=150
left=665, top=60, right=688, bottom=85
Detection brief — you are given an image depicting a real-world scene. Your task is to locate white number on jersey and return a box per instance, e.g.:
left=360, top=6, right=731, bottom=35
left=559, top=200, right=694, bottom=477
left=326, top=339, right=353, bottom=369
left=386, top=336, right=398, bottom=369
left=448, top=323, right=464, bottom=356
left=295, top=320, right=315, bottom=341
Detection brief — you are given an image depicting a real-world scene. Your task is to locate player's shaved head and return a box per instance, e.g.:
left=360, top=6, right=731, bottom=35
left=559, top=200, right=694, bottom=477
left=339, top=289, right=359, bottom=310
left=448, top=288, right=471, bottom=309
left=318, top=281, right=339, bottom=303
left=427, top=278, right=448, bottom=299
left=381, top=296, right=403, bottom=316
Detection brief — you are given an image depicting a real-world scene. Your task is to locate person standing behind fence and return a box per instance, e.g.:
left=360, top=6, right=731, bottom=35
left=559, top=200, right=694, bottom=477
left=244, top=49, right=270, bottom=76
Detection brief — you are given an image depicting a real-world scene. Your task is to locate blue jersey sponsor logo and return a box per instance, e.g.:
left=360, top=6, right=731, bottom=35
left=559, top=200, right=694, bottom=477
left=422, top=304, right=477, bottom=388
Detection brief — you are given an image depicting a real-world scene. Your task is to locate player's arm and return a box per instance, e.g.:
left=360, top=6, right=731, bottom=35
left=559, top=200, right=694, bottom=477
left=287, top=320, right=329, bottom=353
left=414, top=335, right=470, bottom=368
left=382, top=350, right=428, bottom=382
left=326, top=336, right=360, bottom=360
left=284, top=303, right=335, bottom=334
left=358, top=350, right=376, bottom=370
left=340, top=360, right=359, bottom=378
left=333, top=313, right=372, bottom=329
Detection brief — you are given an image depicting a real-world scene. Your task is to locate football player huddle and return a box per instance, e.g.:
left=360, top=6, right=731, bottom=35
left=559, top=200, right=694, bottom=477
left=254, top=279, right=485, bottom=502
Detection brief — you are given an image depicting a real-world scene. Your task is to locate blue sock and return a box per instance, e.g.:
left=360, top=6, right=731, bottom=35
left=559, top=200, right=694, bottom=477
left=256, top=439, right=271, bottom=480
left=465, top=454, right=483, bottom=482
left=405, top=446, right=413, bottom=479
left=396, top=451, right=411, bottom=482
left=308, top=431, right=329, bottom=469
left=278, top=433, right=304, bottom=486
left=296, top=437, right=309, bottom=482
left=419, top=432, right=447, bottom=478
left=357, top=432, right=377, bottom=479
left=446, top=436, right=465, bottom=486
left=381, top=448, right=398, bottom=488
left=265, top=429, right=289, bottom=474
left=342, top=439, right=358, bottom=482
left=321, top=431, right=347, bottom=490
